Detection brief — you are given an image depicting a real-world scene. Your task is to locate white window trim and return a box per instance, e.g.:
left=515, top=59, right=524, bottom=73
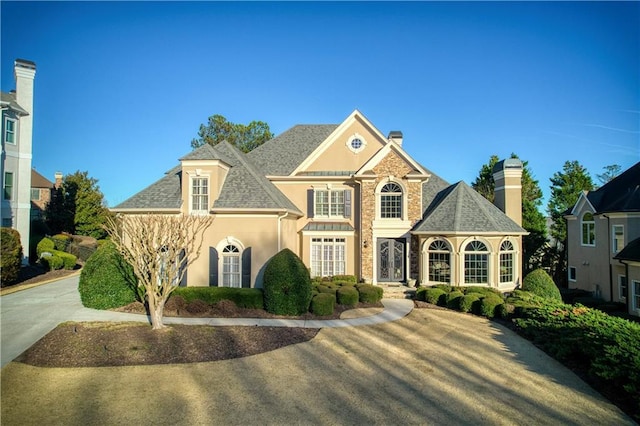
left=633, top=280, right=640, bottom=313
left=375, top=178, right=407, bottom=221
left=189, top=174, right=210, bottom=215
left=612, top=225, right=624, bottom=254
left=3, top=171, right=14, bottom=201
left=498, top=237, right=517, bottom=286
left=4, top=117, right=16, bottom=145
left=461, top=237, right=491, bottom=286
left=568, top=266, right=577, bottom=282
left=618, top=274, right=627, bottom=302
left=423, top=237, right=453, bottom=285
left=216, top=237, right=244, bottom=288
left=581, top=213, right=595, bottom=247
left=346, top=133, right=367, bottom=153
left=313, top=186, right=347, bottom=219
left=310, top=237, right=347, bottom=278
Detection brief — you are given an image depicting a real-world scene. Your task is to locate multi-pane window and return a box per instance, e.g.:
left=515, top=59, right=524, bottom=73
left=633, top=281, right=640, bottom=312
left=315, top=190, right=344, bottom=217
left=428, top=239, right=451, bottom=283
left=380, top=183, right=402, bottom=218
left=613, top=225, right=624, bottom=253
left=222, top=245, right=241, bottom=288
left=581, top=212, right=595, bottom=246
left=191, top=177, right=209, bottom=213
left=3, top=172, right=13, bottom=200
left=4, top=119, right=15, bottom=144
left=464, top=240, right=488, bottom=284
left=569, top=266, right=577, bottom=282
left=31, top=188, right=40, bottom=200
left=311, top=237, right=345, bottom=277
left=499, top=240, right=514, bottom=283
left=619, top=275, right=628, bottom=301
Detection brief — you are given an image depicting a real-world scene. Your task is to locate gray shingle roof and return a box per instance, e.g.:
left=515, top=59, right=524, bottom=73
left=413, top=181, right=526, bottom=234
left=114, top=168, right=182, bottom=210
left=247, top=124, right=338, bottom=175
left=179, top=143, right=232, bottom=162
left=301, top=222, right=355, bottom=232
left=0, top=92, right=28, bottom=115
left=587, top=162, right=640, bottom=213
left=614, top=236, right=640, bottom=262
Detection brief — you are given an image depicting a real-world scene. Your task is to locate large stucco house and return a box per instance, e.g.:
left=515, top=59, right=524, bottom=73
left=566, top=162, right=640, bottom=317
left=114, top=110, right=527, bottom=289
left=1, top=59, right=36, bottom=264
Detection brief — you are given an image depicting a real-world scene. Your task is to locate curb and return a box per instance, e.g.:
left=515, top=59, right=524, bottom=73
left=0, top=270, right=82, bottom=296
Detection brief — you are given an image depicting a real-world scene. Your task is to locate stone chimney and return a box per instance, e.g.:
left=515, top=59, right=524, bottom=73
left=492, top=158, right=523, bottom=226
left=54, top=172, right=63, bottom=189
left=388, top=131, right=403, bottom=146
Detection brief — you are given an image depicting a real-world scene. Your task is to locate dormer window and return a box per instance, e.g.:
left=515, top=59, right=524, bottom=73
left=191, top=177, right=209, bottom=213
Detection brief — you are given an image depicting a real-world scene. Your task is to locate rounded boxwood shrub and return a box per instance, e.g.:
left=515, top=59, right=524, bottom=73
left=463, top=286, right=502, bottom=297
left=54, top=250, right=77, bottom=270
left=446, top=290, right=464, bottom=310
left=332, top=275, right=357, bottom=283
left=311, top=293, right=335, bottom=316
left=522, top=269, right=562, bottom=302
left=263, top=248, right=312, bottom=315
left=41, top=253, right=64, bottom=271
left=357, top=284, right=383, bottom=303
left=78, top=240, right=139, bottom=309
left=424, top=287, right=446, bottom=305
left=1, top=228, right=22, bottom=284
left=51, top=233, right=71, bottom=251
left=337, top=286, right=359, bottom=306
left=317, top=284, right=338, bottom=295
left=479, top=296, right=505, bottom=318
left=36, top=237, right=55, bottom=258
left=459, top=293, right=481, bottom=313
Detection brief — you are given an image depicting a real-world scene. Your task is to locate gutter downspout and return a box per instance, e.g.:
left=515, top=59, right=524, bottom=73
left=604, top=214, right=613, bottom=302
left=277, top=210, right=288, bottom=252
left=619, top=259, right=630, bottom=314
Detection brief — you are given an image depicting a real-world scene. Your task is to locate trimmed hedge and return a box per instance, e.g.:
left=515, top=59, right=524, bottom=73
left=317, top=284, right=338, bottom=295
left=41, top=253, right=63, bottom=270
left=522, top=269, right=562, bottom=302
left=36, top=237, right=55, bottom=258
left=332, top=275, right=357, bottom=283
left=78, top=240, right=138, bottom=309
left=171, top=287, right=263, bottom=309
left=459, top=293, right=481, bottom=313
left=311, top=293, right=335, bottom=316
left=479, top=296, right=506, bottom=318
left=337, top=286, right=359, bottom=306
left=423, top=287, right=446, bottom=305
left=446, top=290, right=464, bottom=309
left=51, top=234, right=71, bottom=251
left=1, top=228, right=22, bottom=284
left=357, top=284, right=383, bottom=303
left=263, top=249, right=312, bottom=315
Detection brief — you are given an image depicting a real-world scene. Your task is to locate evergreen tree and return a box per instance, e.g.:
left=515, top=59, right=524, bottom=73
left=190, top=114, right=273, bottom=153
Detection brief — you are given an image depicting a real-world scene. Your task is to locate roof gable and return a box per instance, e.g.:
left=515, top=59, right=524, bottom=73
left=0, top=91, right=28, bottom=115
left=31, top=169, right=53, bottom=188
left=413, top=181, right=526, bottom=234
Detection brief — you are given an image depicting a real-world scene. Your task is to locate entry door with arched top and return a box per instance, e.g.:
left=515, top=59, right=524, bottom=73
left=377, top=238, right=405, bottom=282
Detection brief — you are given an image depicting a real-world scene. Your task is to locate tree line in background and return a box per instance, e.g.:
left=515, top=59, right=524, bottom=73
left=472, top=154, right=619, bottom=287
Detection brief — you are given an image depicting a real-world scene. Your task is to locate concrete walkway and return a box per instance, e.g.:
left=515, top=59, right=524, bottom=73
left=0, top=275, right=412, bottom=368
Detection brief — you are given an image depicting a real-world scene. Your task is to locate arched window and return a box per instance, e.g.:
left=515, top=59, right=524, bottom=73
left=428, top=239, right=451, bottom=284
left=499, top=240, right=515, bottom=284
left=380, top=183, right=403, bottom=218
left=581, top=212, right=595, bottom=246
left=222, top=244, right=241, bottom=288
left=464, top=240, right=488, bottom=284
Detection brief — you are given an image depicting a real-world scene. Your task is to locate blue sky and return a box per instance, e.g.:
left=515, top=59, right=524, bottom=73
left=2, top=1, right=638, bottom=209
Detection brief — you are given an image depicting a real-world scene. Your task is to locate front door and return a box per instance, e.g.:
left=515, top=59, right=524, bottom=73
left=377, top=238, right=405, bottom=282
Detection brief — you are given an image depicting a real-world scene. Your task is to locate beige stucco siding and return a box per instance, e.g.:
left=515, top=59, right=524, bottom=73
left=179, top=161, right=229, bottom=214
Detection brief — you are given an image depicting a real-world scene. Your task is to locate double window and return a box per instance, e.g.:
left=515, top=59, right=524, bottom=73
left=380, top=183, right=403, bottom=219
left=222, top=245, right=241, bottom=288
left=427, top=239, right=451, bottom=284
left=315, top=190, right=345, bottom=217
left=499, top=240, right=515, bottom=284
left=4, top=118, right=15, bottom=144
left=3, top=172, right=13, bottom=200
left=191, top=177, right=209, bottom=213
left=581, top=212, right=595, bottom=246
left=464, top=240, right=488, bottom=284
left=311, top=237, right=345, bottom=277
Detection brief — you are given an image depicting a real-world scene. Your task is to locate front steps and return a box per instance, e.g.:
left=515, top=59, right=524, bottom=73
left=378, top=284, right=417, bottom=300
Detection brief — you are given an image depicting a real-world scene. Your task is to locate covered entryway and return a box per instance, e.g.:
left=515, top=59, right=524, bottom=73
left=377, top=238, right=405, bottom=282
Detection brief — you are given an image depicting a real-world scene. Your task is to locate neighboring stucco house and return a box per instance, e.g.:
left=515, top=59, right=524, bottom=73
left=114, top=110, right=526, bottom=289
left=1, top=59, right=36, bottom=263
left=566, top=162, right=640, bottom=317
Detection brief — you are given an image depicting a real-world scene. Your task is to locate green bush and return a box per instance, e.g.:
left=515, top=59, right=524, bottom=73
left=433, top=284, right=453, bottom=293
left=459, top=293, right=481, bottom=313
left=479, top=296, right=505, bottom=318
left=41, top=253, right=64, bottom=270
left=54, top=250, right=77, bottom=269
left=36, top=237, right=55, bottom=258
left=522, top=269, right=562, bottom=302
left=423, top=287, right=446, bottom=305
left=463, top=286, right=502, bottom=297
left=171, top=287, right=263, bottom=309
left=51, top=234, right=71, bottom=251
left=357, top=284, right=383, bottom=303
left=311, top=293, right=335, bottom=316
left=332, top=275, right=357, bottom=283
left=446, top=291, right=464, bottom=309
left=415, top=287, right=427, bottom=301
left=337, top=286, right=359, bottom=306
left=333, top=280, right=357, bottom=287
left=263, top=248, right=312, bottom=315
left=78, top=240, right=139, bottom=309
left=1, top=228, right=22, bottom=284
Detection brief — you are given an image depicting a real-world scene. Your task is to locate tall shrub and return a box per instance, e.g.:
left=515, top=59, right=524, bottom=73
left=263, top=248, right=312, bottom=315
left=522, top=269, right=562, bottom=302
left=1, top=228, right=22, bottom=284
left=78, top=240, right=139, bottom=309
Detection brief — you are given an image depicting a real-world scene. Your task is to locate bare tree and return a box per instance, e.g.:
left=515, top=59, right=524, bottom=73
left=106, top=214, right=213, bottom=329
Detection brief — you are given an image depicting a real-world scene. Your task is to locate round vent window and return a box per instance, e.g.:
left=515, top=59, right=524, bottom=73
left=351, top=138, right=363, bottom=150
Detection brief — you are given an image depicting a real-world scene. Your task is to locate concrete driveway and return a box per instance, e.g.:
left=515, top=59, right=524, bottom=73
left=1, top=277, right=635, bottom=425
